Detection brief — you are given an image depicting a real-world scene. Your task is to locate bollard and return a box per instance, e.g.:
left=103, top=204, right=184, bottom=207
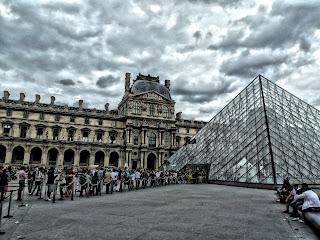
left=71, top=182, right=74, bottom=201
left=0, top=199, right=5, bottom=235
left=52, top=184, right=56, bottom=203
left=3, top=190, right=13, bottom=218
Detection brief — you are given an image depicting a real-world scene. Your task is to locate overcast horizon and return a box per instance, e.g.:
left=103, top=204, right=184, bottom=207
left=0, top=0, right=320, bottom=121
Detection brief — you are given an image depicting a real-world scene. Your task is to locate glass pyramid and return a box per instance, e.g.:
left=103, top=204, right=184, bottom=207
left=169, top=75, right=320, bottom=186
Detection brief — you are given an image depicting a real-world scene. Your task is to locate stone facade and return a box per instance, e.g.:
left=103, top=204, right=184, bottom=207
left=0, top=73, right=206, bottom=169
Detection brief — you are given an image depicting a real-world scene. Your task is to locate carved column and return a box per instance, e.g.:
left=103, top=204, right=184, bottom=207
left=89, top=152, right=95, bottom=167
left=5, top=145, right=13, bottom=165
left=104, top=150, right=110, bottom=167
left=74, top=149, right=80, bottom=166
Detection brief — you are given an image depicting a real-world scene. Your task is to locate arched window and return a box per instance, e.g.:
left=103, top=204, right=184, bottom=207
left=133, top=102, right=141, bottom=114
left=149, top=132, right=156, bottom=147
left=163, top=106, right=169, bottom=118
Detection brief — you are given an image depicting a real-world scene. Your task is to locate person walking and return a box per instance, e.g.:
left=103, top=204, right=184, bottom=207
left=17, top=166, right=28, bottom=201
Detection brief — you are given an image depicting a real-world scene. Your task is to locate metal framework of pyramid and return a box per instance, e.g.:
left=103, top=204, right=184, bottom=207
left=169, top=75, right=320, bottom=186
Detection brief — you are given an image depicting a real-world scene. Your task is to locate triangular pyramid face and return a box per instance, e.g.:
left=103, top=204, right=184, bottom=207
left=261, top=76, right=320, bottom=184
left=169, top=75, right=320, bottom=185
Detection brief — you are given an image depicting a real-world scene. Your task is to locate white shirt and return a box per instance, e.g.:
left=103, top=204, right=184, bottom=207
left=135, top=171, right=141, bottom=179
left=131, top=173, right=136, bottom=181
left=111, top=172, right=118, bottom=180
left=293, top=190, right=320, bottom=210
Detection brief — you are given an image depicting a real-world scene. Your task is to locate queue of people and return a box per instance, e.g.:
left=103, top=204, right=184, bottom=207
left=0, top=165, right=207, bottom=202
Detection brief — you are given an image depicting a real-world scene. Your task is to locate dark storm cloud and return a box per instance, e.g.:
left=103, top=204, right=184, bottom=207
left=193, top=31, right=202, bottom=40
left=58, top=79, right=76, bottom=86
left=299, top=37, right=311, bottom=52
left=220, top=51, right=289, bottom=78
left=0, top=0, right=319, bottom=120
left=209, top=0, right=320, bottom=51
left=173, top=79, right=237, bottom=103
left=96, top=75, right=120, bottom=88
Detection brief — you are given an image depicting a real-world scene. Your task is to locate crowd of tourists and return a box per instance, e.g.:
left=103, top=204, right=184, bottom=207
left=278, top=177, right=320, bottom=222
left=0, top=165, right=207, bottom=202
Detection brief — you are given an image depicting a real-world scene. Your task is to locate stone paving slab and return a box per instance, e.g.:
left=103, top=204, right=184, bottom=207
left=0, top=184, right=319, bottom=240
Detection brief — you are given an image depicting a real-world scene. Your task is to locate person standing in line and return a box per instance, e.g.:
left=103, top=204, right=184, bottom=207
left=27, top=167, right=35, bottom=194
left=46, top=167, right=56, bottom=201
left=104, top=169, right=113, bottom=194
left=0, top=168, right=9, bottom=201
left=97, top=167, right=104, bottom=194
left=17, top=166, right=28, bottom=201
left=31, top=167, right=44, bottom=196
left=57, top=169, right=66, bottom=200
left=91, top=171, right=99, bottom=196
left=111, top=168, right=118, bottom=192
left=135, top=170, right=141, bottom=190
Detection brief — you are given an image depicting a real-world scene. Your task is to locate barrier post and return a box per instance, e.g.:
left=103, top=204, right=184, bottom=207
left=71, top=182, right=74, bottom=201
left=3, top=190, right=13, bottom=218
left=52, top=184, right=56, bottom=203
left=0, top=199, right=5, bottom=235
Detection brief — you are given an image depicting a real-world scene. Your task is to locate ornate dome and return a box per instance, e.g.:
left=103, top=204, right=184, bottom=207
left=131, top=80, right=171, bottom=99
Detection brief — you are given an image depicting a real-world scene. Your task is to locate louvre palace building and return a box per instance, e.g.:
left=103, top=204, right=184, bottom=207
left=0, top=73, right=206, bottom=170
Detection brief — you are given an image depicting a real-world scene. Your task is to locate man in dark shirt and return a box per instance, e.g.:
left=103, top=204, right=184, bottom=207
left=46, top=167, right=56, bottom=201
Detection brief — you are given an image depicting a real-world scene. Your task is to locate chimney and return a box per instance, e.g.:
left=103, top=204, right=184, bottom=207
left=105, top=103, right=109, bottom=112
left=50, top=96, right=55, bottom=105
left=3, top=91, right=10, bottom=101
left=35, top=94, right=41, bottom=104
left=125, top=72, right=131, bottom=92
left=176, top=112, right=182, bottom=121
left=165, top=80, right=170, bottom=90
left=79, top=100, right=83, bottom=110
left=19, top=93, right=25, bottom=102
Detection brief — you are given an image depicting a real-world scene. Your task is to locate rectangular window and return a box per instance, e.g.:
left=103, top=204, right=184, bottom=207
left=3, top=124, right=11, bottom=136
left=55, top=114, right=60, bottom=122
left=97, top=132, right=103, bottom=142
left=186, top=127, right=190, bottom=133
left=133, top=102, right=141, bottom=114
left=98, top=119, right=103, bottom=125
left=20, top=126, right=27, bottom=138
left=68, top=130, right=74, bottom=141
left=53, top=128, right=59, bottom=140
left=82, top=131, right=89, bottom=142
left=70, top=116, right=75, bottom=123
left=23, top=111, right=29, bottom=119
left=134, top=135, right=139, bottom=145
left=6, top=110, right=12, bottom=117
left=85, top=117, right=90, bottom=124
left=111, top=121, right=116, bottom=128
left=36, top=128, right=44, bottom=139
left=149, top=105, right=155, bottom=116
left=39, top=112, right=45, bottom=120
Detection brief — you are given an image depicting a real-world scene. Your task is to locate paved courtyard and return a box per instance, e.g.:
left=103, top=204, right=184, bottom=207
left=1, top=184, right=318, bottom=240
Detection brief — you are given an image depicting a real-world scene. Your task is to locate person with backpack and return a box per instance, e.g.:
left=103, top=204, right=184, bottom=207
left=31, top=167, right=44, bottom=196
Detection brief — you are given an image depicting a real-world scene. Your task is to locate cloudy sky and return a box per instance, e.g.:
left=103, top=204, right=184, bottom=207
left=0, top=0, right=320, bottom=121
